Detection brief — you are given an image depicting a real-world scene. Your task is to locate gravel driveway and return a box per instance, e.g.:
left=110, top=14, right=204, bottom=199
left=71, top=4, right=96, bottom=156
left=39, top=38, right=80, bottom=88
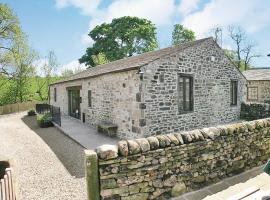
left=0, top=112, right=87, bottom=200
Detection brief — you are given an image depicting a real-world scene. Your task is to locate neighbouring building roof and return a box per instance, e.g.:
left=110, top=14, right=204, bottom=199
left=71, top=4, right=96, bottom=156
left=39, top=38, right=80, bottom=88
left=242, top=68, right=270, bottom=81
left=51, top=37, right=212, bottom=85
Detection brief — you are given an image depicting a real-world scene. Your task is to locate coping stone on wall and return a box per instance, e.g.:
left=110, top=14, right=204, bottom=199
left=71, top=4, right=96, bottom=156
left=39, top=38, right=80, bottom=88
left=95, top=118, right=270, bottom=160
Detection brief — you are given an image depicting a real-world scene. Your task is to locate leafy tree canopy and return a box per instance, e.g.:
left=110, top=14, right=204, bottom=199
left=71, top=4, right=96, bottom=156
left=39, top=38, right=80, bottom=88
left=172, top=24, right=195, bottom=45
left=0, top=3, right=23, bottom=76
left=79, top=16, right=158, bottom=67
left=0, top=3, right=22, bottom=49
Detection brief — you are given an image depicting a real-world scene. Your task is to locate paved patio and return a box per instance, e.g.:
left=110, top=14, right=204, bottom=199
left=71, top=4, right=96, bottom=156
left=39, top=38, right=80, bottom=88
left=173, top=166, right=270, bottom=200
left=54, top=115, right=119, bottom=149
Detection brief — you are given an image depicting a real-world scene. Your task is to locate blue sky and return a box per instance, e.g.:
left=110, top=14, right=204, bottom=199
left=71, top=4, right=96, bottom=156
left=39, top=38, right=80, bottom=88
left=2, top=0, right=270, bottom=73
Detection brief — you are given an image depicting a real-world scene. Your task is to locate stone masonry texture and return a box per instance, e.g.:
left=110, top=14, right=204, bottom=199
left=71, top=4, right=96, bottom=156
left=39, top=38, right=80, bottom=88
left=241, top=102, right=270, bottom=121
left=50, top=38, right=246, bottom=139
left=247, top=80, right=270, bottom=103
left=138, top=39, right=246, bottom=138
left=94, top=118, right=270, bottom=200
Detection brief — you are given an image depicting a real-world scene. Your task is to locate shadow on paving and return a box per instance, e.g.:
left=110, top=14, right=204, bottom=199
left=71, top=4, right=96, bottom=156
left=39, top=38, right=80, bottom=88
left=21, top=115, right=86, bottom=178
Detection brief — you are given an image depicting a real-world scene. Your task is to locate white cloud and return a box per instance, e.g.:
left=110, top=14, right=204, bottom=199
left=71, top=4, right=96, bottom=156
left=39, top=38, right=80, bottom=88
left=55, top=0, right=101, bottom=16
left=60, top=60, right=86, bottom=75
left=81, top=33, right=94, bottom=45
left=178, top=0, right=201, bottom=16
left=80, top=0, right=176, bottom=45
left=55, top=0, right=177, bottom=45
left=182, top=0, right=270, bottom=38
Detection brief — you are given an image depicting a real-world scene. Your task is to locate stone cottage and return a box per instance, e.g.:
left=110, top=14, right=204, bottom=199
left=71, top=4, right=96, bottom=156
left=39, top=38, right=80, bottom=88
left=243, top=68, right=270, bottom=103
left=49, top=37, right=246, bottom=139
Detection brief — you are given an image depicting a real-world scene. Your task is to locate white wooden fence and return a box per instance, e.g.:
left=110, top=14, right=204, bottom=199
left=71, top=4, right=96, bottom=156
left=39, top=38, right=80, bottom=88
left=0, top=168, right=15, bottom=200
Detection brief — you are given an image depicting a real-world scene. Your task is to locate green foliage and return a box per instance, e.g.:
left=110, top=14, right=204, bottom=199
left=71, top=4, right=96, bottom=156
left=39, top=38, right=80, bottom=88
left=0, top=3, right=24, bottom=75
left=91, top=53, right=108, bottom=66
left=61, top=65, right=85, bottom=77
left=27, top=109, right=36, bottom=116
left=0, top=4, right=40, bottom=103
left=37, top=113, right=52, bottom=123
left=36, top=51, right=60, bottom=100
left=37, top=113, right=53, bottom=127
left=0, top=76, right=61, bottom=105
left=0, top=5, right=62, bottom=106
left=172, top=24, right=195, bottom=45
left=79, top=16, right=158, bottom=67
left=61, top=69, right=74, bottom=77
left=0, top=3, right=22, bottom=49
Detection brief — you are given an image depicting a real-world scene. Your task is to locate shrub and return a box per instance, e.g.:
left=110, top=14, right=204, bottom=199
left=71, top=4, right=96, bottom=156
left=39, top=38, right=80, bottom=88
left=28, top=109, right=36, bottom=116
left=37, top=113, right=53, bottom=128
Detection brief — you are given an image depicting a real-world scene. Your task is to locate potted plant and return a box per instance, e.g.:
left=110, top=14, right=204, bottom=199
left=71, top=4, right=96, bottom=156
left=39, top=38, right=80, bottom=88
left=37, top=113, right=53, bottom=128
left=28, top=109, right=36, bottom=116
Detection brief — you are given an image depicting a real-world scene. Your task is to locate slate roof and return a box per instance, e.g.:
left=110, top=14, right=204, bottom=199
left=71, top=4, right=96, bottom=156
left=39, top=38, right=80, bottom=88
left=242, top=68, right=270, bottom=81
left=51, top=37, right=212, bottom=85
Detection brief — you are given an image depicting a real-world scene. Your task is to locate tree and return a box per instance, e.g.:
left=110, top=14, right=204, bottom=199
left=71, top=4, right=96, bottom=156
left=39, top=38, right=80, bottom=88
left=36, top=51, right=59, bottom=100
left=228, top=26, right=246, bottom=69
left=228, top=25, right=260, bottom=70
left=172, top=24, right=195, bottom=45
left=0, top=3, right=22, bottom=76
left=4, top=35, right=37, bottom=103
left=79, top=16, right=158, bottom=67
left=242, top=44, right=260, bottom=71
left=61, top=65, right=84, bottom=77
left=91, top=53, right=108, bottom=66
left=61, top=69, right=74, bottom=77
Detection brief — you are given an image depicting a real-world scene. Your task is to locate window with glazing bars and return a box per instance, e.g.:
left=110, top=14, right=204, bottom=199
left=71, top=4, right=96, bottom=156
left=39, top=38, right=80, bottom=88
left=54, top=88, right=57, bottom=102
left=230, top=80, right=238, bottom=105
left=88, top=90, right=92, bottom=107
left=178, top=74, right=193, bottom=113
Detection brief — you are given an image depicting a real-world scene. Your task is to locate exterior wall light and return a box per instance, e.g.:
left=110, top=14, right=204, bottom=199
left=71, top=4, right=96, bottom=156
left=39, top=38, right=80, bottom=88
left=137, top=68, right=144, bottom=74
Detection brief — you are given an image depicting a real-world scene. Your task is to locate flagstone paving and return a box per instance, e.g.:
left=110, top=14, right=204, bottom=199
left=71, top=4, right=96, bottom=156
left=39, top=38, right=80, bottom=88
left=54, top=115, right=119, bottom=149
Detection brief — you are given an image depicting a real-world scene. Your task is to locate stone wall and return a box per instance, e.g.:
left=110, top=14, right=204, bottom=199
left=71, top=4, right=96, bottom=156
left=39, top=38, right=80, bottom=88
left=247, top=80, right=270, bottom=103
left=50, top=70, right=140, bottom=138
left=240, top=102, right=270, bottom=121
left=136, top=39, right=246, bottom=137
left=86, top=118, right=270, bottom=200
left=50, top=39, right=246, bottom=139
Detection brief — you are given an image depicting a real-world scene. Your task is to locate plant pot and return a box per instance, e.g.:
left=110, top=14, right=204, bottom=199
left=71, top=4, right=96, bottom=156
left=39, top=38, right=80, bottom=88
left=38, top=121, right=53, bottom=128
left=28, top=112, right=36, bottom=116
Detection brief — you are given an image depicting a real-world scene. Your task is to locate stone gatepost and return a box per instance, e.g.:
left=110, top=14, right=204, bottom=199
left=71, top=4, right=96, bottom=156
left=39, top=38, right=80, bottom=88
left=85, top=150, right=100, bottom=200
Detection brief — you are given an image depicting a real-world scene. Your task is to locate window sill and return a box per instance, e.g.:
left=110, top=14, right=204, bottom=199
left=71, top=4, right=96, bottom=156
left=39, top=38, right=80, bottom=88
left=178, top=110, right=194, bottom=115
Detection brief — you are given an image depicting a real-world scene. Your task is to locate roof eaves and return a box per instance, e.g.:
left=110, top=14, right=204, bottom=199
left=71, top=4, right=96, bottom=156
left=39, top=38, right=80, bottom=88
left=50, top=66, right=140, bottom=86
left=50, top=37, right=214, bottom=86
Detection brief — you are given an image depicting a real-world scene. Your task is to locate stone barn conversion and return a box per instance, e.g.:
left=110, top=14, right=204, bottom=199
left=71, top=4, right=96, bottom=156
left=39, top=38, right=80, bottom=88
left=243, top=68, right=270, bottom=103
left=49, top=37, right=246, bottom=139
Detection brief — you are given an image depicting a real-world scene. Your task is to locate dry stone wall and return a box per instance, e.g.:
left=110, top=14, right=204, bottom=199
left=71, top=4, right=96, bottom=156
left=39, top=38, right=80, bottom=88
left=88, top=118, right=270, bottom=200
left=241, top=102, right=270, bottom=121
